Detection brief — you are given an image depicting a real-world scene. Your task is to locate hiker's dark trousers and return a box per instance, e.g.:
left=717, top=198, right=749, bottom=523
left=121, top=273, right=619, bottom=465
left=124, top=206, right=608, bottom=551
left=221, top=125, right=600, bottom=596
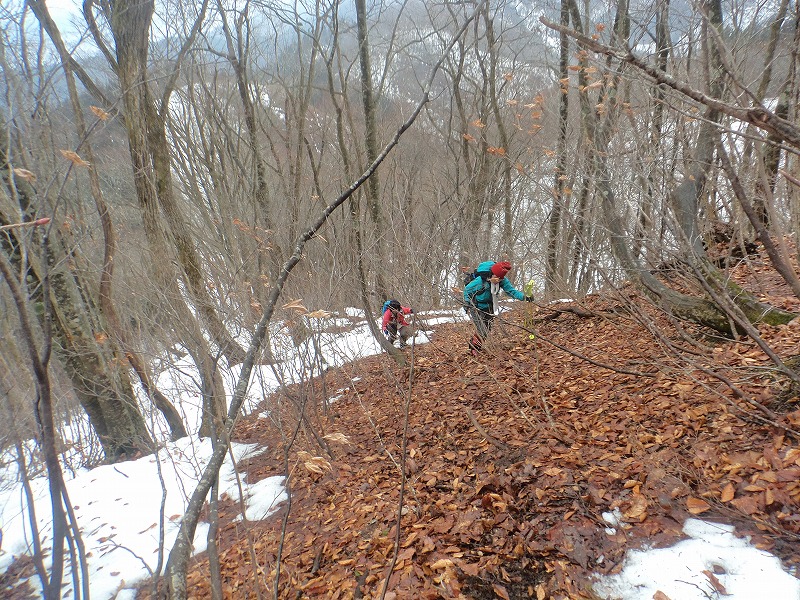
left=467, top=306, right=494, bottom=339
left=386, top=323, right=413, bottom=344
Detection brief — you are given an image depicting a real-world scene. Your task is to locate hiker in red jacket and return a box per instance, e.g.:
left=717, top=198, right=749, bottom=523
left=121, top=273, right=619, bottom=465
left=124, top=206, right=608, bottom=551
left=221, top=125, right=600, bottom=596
left=382, top=300, right=414, bottom=348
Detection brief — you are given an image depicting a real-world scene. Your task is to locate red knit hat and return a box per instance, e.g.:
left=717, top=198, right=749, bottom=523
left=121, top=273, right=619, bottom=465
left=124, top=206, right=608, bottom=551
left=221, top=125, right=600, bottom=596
left=491, top=261, right=512, bottom=278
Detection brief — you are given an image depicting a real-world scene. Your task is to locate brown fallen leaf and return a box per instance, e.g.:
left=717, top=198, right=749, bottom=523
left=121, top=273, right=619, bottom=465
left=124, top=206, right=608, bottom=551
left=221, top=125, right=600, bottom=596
left=624, top=493, right=649, bottom=521
left=702, top=569, right=729, bottom=595
left=720, top=483, right=735, bottom=502
left=323, top=432, right=351, bottom=444
left=492, top=583, right=510, bottom=600
left=653, top=592, right=672, bottom=600
left=730, top=495, right=759, bottom=515
left=303, top=456, right=331, bottom=474
left=396, top=547, right=415, bottom=562
left=686, top=497, right=711, bottom=515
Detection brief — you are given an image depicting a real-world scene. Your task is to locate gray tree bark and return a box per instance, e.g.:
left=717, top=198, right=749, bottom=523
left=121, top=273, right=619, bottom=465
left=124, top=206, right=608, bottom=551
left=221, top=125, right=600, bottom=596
left=87, top=0, right=230, bottom=437
left=28, top=0, right=188, bottom=442
left=546, top=0, right=570, bottom=296
left=355, top=0, right=388, bottom=301
left=1, top=152, right=154, bottom=460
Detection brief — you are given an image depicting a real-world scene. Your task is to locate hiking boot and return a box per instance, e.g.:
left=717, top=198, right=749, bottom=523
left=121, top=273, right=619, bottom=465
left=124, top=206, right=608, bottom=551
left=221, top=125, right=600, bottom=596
left=399, top=341, right=407, bottom=349
left=468, top=334, right=483, bottom=353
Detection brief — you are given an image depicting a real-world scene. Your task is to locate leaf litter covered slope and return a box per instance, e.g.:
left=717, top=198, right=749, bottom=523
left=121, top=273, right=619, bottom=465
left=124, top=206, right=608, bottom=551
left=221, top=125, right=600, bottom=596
left=186, top=253, right=800, bottom=599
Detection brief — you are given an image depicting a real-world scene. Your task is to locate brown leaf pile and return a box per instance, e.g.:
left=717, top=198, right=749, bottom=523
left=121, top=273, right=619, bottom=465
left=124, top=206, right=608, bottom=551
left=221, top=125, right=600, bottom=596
left=183, top=249, right=800, bottom=599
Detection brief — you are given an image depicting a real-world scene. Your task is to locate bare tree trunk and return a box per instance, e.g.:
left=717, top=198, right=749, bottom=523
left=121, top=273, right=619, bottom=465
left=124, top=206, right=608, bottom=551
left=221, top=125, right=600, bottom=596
left=564, top=0, right=605, bottom=294
left=745, top=0, right=790, bottom=229
left=1, top=152, right=154, bottom=460
left=0, top=241, right=69, bottom=599
left=355, top=0, right=388, bottom=300
left=668, top=0, right=724, bottom=256
left=547, top=0, right=570, bottom=296
left=216, top=1, right=280, bottom=288
left=753, top=93, right=790, bottom=227
left=321, top=7, right=403, bottom=363
left=543, top=1, right=798, bottom=335
left=94, top=0, right=229, bottom=436
left=451, top=41, right=485, bottom=263
left=0, top=357, right=49, bottom=592
left=632, top=0, right=669, bottom=262
left=28, top=0, right=188, bottom=441
left=88, top=0, right=248, bottom=367
left=482, top=8, right=514, bottom=257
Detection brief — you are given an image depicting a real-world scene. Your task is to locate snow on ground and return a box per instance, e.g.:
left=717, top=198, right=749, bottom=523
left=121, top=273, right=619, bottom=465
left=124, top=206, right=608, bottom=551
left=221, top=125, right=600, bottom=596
left=0, top=438, right=284, bottom=600
left=1, top=307, right=798, bottom=599
left=593, top=519, right=800, bottom=600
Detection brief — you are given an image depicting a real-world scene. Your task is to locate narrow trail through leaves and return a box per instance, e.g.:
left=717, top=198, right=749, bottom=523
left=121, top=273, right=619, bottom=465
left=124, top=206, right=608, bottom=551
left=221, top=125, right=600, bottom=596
left=187, top=251, right=800, bottom=599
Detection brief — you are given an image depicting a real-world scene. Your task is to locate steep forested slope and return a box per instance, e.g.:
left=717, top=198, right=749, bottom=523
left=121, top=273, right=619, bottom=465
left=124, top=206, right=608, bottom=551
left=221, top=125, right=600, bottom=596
left=181, top=246, right=800, bottom=599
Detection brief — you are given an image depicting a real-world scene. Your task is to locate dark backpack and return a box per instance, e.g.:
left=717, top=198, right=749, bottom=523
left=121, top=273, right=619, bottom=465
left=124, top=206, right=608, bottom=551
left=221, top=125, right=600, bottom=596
left=463, top=270, right=478, bottom=286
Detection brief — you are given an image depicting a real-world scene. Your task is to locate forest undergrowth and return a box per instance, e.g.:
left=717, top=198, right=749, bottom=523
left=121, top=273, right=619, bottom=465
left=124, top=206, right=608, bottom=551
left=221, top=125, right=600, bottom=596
left=178, top=246, right=800, bottom=598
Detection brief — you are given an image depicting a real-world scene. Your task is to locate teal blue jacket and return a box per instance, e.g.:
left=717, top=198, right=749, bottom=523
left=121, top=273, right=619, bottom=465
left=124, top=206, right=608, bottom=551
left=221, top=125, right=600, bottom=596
left=463, top=268, right=525, bottom=312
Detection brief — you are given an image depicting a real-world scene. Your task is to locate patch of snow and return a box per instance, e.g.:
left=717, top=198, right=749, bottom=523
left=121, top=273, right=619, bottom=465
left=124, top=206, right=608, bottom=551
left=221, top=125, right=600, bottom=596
left=593, top=519, right=800, bottom=600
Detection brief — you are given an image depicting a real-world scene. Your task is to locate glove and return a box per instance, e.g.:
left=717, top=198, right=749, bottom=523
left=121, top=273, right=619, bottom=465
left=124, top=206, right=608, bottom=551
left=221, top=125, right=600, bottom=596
left=523, top=279, right=535, bottom=297
left=524, top=296, right=534, bottom=302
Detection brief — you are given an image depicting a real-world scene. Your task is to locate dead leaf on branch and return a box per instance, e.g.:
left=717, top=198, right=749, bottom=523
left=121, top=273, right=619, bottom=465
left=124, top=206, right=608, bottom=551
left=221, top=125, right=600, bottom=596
left=12, top=168, right=36, bottom=182
left=281, top=298, right=308, bottom=313
left=249, top=300, right=263, bottom=316
left=90, top=106, right=111, bottom=120
left=60, top=149, right=91, bottom=167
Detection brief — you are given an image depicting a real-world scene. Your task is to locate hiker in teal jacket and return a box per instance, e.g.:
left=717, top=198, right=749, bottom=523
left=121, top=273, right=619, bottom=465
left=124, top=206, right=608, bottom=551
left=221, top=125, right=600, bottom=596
left=463, top=260, right=533, bottom=354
